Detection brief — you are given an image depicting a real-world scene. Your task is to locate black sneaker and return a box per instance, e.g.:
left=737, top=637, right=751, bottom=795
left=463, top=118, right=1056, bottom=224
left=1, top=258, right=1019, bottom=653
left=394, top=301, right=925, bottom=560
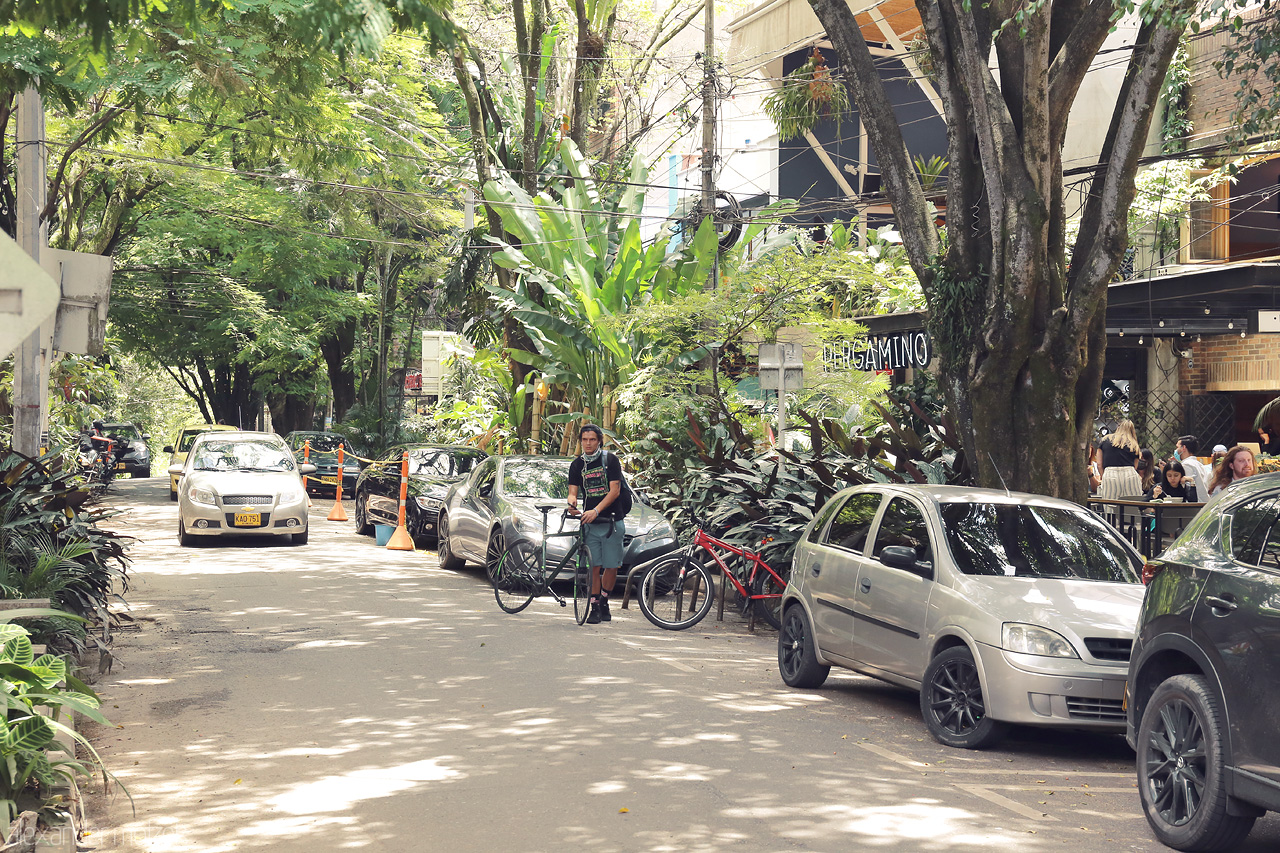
left=598, top=597, right=612, bottom=622
left=586, top=601, right=602, bottom=624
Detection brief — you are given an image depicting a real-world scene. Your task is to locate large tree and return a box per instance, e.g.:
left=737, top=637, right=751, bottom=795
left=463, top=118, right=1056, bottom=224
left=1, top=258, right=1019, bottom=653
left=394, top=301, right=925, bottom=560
left=805, top=0, right=1204, bottom=498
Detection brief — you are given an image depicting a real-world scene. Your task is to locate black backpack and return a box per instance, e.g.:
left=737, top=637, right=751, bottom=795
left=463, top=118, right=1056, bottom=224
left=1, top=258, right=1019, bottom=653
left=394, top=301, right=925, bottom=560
left=602, top=449, right=634, bottom=519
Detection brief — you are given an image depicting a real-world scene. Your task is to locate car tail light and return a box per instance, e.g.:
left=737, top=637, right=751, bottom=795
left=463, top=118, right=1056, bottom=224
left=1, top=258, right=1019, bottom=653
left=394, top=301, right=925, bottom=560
left=1142, top=560, right=1166, bottom=585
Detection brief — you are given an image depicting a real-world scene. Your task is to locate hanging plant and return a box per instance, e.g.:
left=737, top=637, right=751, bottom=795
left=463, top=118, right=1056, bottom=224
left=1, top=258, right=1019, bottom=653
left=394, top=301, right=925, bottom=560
left=763, top=47, right=848, bottom=142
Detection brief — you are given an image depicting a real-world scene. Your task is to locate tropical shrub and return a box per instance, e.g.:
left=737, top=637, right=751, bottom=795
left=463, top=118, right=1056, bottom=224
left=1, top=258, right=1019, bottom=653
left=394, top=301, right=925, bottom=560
left=0, top=614, right=115, bottom=822
left=0, top=450, right=131, bottom=655
left=639, top=397, right=972, bottom=573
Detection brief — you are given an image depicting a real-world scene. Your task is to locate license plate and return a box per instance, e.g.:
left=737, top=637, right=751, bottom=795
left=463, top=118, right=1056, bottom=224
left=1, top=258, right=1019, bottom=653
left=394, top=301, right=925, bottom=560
left=320, top=475, right=339, bottom=485
left=233, top=511, right=261, bottom=527
left=115, top=462, right=126, bottom=470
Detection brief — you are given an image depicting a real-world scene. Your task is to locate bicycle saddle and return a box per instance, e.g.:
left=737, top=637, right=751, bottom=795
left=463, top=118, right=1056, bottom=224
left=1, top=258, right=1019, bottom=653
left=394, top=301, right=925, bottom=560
left=534, top=503, right=560, bottom=513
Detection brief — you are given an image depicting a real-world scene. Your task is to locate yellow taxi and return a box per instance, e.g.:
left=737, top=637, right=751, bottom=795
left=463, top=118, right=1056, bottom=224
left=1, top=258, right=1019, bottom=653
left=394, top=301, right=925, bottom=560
left=165, top=424, right=237, bottom=501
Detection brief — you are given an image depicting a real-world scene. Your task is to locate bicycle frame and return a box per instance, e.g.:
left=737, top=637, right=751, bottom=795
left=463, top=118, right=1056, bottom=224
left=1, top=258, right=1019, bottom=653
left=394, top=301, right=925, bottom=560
left=517, top=508, right=594, bottom=606
left=689, top=527, right=787, bottom=602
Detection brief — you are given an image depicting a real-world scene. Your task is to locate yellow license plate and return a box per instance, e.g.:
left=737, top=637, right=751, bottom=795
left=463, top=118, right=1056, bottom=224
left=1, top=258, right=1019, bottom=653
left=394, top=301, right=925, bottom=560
left=233, top=511, right=261, bottom=527
left=320, top=475, right=339, bottom=485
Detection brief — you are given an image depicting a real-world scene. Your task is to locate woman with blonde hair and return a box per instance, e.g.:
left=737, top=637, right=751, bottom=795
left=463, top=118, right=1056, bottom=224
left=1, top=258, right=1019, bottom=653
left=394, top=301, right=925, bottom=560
left=1095, top=420, right=1143, bottom=500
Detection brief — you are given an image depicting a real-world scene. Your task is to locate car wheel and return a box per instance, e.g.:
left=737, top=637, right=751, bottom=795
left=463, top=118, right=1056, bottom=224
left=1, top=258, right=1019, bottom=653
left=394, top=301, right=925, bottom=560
left=778, top=605, right=830, bottom=688
left=920, top=646, right=1008, bottom=749
left=354, top=491, right=373, bottom=536
left=292, top=529, right=309, bottom=545
left=170, top=487, right=178, bottom=502
left=177, top=518, right=193, bottom=547
left=437, top=514, right=466, bottom=571
left=485, top=528, right=507, bottom=584
left=1136, top=674, right=1256, bottom=852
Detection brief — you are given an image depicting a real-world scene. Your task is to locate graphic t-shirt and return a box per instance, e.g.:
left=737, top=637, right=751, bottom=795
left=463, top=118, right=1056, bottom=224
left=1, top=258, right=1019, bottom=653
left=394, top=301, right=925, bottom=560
left=568, top=452, right=623, bottom=516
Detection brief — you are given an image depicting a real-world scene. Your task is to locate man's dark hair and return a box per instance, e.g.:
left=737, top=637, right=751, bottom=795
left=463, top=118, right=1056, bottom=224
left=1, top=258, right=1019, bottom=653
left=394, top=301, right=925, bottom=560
left=579, top=424, right=604, bottom=441
left=1178, top=435, right=1200, bottom=455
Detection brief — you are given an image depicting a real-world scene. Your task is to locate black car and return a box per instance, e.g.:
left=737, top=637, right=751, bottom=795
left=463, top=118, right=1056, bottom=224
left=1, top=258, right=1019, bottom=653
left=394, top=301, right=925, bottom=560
left=98, top=422, right=150, bottom=478
left=353, top=444, right=488, bottom=544
left=437, top=455, right=678, bottom=584
left=284, top=431, right=362, bottom=496
left=1127, top=472, right=1280, bottom=852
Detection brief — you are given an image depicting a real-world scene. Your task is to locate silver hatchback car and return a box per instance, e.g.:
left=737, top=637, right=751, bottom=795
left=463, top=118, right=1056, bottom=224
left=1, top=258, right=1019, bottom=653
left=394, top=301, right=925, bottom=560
left=778, top=484, right=1145, bottom=749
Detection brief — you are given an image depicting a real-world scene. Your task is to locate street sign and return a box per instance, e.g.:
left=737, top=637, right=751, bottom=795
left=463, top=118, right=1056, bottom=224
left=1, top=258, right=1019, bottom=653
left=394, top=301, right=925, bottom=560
left=44, top=248, right=113, bottom=356
left=0, top=230, right=60, bottom=360
left=758, top=342, right=804, bottom=391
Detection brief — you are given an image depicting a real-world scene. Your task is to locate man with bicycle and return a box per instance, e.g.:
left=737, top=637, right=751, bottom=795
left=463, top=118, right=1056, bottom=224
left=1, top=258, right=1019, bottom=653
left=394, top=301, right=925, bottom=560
left=567, top=424, right=625, bottom=625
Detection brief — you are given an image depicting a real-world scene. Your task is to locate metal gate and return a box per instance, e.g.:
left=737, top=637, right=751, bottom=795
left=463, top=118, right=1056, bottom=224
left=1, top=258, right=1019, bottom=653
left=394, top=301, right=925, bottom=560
left=1186, top=393, right=1235, bottom=452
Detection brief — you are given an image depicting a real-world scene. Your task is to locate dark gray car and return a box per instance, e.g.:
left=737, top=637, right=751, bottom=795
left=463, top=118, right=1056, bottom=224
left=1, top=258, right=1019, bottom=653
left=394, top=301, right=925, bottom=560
left=1127, top=472, right=1280, bottom=852
left=437, top=455, right=677, bottom=585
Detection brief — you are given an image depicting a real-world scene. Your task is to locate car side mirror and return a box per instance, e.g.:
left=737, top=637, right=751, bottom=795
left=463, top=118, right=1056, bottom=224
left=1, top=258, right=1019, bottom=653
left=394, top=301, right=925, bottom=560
left=880, top=545, right=932, bottom=577
left=478, top=483, right=493, bottom=498
left=163, top=445, right=174, bottom=454
left=167, top=464, right=184, bottom=477
left=299, top=463, right=317, bottom=475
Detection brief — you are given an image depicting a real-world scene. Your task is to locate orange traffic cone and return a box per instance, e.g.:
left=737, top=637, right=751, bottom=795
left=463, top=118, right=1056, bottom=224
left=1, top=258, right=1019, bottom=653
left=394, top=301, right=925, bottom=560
left=327, top=444, right=348, bottom=521
left=386, top=450, right=414, bottom=551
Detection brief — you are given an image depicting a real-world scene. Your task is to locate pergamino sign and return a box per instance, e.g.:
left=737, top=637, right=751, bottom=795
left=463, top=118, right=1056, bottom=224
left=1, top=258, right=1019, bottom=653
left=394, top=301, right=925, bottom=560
left=825, top=330, right=933, bottom=372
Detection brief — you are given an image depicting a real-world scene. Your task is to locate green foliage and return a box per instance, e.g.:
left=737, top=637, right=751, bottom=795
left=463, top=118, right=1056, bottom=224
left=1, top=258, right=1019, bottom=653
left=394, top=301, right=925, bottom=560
left=0, top=618, right=116, bottom=822
left=1212, top=0, right=1280, bottom=146
left=762, top=48, right=848, bottom=142
left=639, top=397, right=972, bottom=571
left=1160, top=44, right=1193, bottom=152
left=913, top=155, right=948, bottom=191
left=924, top=262, right=984, bottom=377
left=0, top=450, right=130, bottom=656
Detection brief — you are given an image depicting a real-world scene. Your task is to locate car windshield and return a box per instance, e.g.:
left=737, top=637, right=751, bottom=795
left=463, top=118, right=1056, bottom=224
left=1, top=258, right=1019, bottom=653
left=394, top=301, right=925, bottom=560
left=502, top=460, right=570, bottom=498
left=294, top=434, right=351, bottom=455
left=103, top=424, right=140, bottom=441
left=177, top=430, right=210, bottom=452
left=410, top=449, right=485, bottom=477
left=192, top=439, right=295, bottom=472
left=940, top=502, right=1141, bottom=582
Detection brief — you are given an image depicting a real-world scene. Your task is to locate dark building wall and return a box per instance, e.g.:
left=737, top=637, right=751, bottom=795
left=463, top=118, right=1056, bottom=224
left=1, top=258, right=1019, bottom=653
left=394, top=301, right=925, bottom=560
left=776, top=47, right=948, bottom=228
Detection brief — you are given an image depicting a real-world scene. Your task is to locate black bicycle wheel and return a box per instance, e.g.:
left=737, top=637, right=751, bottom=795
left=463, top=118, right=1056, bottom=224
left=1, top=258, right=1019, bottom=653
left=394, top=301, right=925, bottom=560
left=573, top=553, right=592, bottom=625
left=751, top=565, right=788, bottom=629
left=638, top=553, right=715, bottom=630
left=493, top=540, right=540, bottom=614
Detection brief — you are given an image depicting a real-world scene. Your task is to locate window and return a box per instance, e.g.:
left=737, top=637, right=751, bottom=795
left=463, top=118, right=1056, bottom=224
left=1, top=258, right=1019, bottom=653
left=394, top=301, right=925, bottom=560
left=822, top=492, right=882, bottom=554
left=502, top=460, right=569, bottom=499
left=805, top=495, right=846, bottom=543
left=410, top=449, right=485, bottom=477
left=1182, top=171, right=1229, bottom=261
left=872, top=498, right=933, bottom=564
left=1229, top=497, right=1280, bottom=570
left=940, top=503, right=1141, bottom=581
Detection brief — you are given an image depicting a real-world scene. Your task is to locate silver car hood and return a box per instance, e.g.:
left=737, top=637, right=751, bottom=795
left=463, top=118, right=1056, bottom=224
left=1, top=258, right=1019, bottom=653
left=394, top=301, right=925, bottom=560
left=184, top=469, right=304, bottom=496
left=955, top=575, right=1145, bottom=637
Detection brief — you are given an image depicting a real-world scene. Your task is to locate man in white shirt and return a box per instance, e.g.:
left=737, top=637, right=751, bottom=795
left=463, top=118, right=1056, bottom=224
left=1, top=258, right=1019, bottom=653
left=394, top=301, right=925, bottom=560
left=1175, top=436, right=1212, bottom=496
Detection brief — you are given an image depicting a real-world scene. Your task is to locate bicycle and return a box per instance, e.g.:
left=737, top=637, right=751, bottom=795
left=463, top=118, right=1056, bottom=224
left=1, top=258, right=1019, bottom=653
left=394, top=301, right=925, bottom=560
left=636, top=514, right=789, bottom=631
left=492, top=503, right=598, bottom=625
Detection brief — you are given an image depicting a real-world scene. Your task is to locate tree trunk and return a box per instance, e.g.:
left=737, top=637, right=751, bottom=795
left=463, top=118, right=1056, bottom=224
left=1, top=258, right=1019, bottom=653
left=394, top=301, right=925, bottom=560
left=806, top=0, right=1193, bottom=500
left=319, top=321, right=358, bottom=421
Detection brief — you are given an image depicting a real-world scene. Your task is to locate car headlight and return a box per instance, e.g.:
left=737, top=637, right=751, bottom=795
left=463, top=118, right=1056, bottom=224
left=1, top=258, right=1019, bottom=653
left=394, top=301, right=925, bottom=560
left=279, top=488, right=305, bottom=505
left=414, top=496, right=444, bottom=511
left=1002, top=623, right=1079, bottom=658
left=640, top=521, right=676, bottom=543
left=511, top=513, right=544, bottom=539
left=132, top=441, right=147, bottom=452
left=189, top=487, right=218, bottom=507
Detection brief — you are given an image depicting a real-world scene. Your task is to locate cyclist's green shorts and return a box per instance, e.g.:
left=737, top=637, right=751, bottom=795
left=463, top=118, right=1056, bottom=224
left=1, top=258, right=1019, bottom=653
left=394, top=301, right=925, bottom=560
left=584, top=518, right=624, bottom=568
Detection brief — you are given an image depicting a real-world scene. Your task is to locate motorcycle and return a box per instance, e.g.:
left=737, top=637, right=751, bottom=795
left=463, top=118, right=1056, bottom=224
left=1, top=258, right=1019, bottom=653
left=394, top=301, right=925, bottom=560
left=79, top=433, right=128, bottom=492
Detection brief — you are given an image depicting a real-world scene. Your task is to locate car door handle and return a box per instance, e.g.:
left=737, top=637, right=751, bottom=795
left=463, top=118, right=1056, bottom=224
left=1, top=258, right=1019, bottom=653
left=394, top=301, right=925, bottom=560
left=1205, top=595, right=1238, bottom=614
left=860, top=578, right=871, bottom=594
left=810, top=565, right=821, bottom=577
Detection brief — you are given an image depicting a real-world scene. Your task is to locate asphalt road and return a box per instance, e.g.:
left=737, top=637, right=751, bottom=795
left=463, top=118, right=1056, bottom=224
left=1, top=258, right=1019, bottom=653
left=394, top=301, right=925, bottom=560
left=81, top=476, right=1280, bottom=852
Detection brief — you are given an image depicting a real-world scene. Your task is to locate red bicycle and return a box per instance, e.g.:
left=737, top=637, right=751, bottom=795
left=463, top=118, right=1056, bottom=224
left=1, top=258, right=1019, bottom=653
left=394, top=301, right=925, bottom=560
left=636, top=516, right=789, bottom=631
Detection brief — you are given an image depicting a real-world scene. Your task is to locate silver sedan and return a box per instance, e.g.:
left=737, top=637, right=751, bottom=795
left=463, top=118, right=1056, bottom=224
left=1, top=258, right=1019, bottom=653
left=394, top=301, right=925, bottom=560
left=778, top=484, right=1145, bottom=749
left=170, top=431, right=315, bottom=546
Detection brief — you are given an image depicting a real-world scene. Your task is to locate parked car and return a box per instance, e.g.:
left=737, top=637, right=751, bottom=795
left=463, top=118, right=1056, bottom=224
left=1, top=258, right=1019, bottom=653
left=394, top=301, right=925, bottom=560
left=777, top=483, right=1145, bottom=749
left=165, top=424, right=237, bottom=501
left=97, top=421, right=151, bottom=478
left=284, top=431, right=362, bottom=496
left=1127, top=472, right=1280, bottom=852
left=169, top=431, right=315, bottom=546
left=437, top=455, right=678, bottom=582
left=354, top=444, right=488, bottom=544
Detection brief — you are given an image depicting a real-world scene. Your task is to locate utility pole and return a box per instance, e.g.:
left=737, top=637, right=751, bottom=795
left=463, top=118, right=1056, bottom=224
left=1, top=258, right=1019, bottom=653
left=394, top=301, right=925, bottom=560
left=14, top=85, right=48, bottom=457
left=700, top=0, right=716, bottom=287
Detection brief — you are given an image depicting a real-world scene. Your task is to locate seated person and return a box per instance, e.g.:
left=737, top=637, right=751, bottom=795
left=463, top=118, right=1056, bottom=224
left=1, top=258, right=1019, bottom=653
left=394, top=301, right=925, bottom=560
left=1145, top=461, right=1198, bottom=502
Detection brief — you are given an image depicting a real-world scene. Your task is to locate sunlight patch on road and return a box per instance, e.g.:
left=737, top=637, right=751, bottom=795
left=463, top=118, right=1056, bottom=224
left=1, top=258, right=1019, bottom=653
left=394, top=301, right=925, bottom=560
left=264, top=757, right=463, bottom=818
left=739, top=800, right=1031, bottom=845
left=286, top=639, right=369, bottom=650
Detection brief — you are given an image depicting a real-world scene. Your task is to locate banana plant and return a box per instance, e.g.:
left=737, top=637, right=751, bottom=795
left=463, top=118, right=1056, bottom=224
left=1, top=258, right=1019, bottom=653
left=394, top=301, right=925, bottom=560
left=482, top=139, right=719, bottom=424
